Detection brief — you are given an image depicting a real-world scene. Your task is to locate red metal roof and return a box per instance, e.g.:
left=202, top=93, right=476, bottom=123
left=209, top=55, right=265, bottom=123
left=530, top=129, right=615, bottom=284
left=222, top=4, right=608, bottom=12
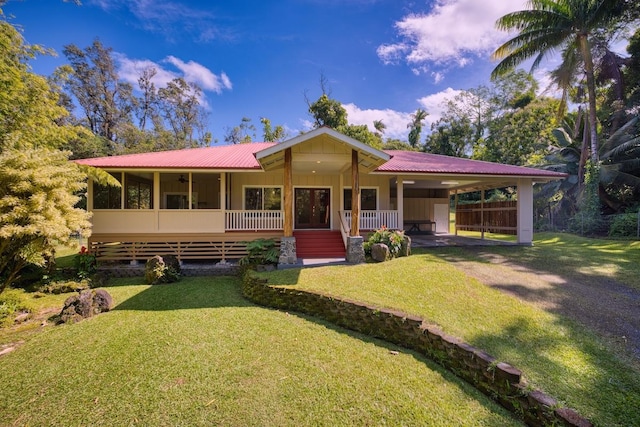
left=75, top=143, right=565, bottom=178
left=75, top=142, right=276, bottom=169
left=379, top=150, right=565, bottom=178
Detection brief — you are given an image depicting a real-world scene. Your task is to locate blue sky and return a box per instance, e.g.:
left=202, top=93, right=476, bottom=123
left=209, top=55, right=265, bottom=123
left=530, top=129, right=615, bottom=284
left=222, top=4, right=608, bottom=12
left=5, top=0, right=535, bottom=142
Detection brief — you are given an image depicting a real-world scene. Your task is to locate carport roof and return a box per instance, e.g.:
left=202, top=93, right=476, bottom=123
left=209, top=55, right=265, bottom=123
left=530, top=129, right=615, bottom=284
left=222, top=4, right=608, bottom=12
left=378, top=150, right=565, bottom=178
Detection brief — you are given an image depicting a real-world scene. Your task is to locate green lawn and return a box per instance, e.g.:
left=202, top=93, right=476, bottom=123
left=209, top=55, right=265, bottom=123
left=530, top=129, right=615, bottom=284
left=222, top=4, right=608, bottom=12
left=0, top=277, right=519, bottom=426
left=260, top=233, right=640, bottom=427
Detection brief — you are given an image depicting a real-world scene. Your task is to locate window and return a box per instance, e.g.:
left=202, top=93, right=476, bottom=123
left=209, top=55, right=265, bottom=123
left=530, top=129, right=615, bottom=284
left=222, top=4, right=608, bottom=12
left=124, top=172, right=153, bottom=209
left=159, top=173, right=221, bottom=209
left=93, top=172, right=122, bottom=209
left=343, top=188, right=377, bottom=210
left=244, top=187, right=282, bottom=210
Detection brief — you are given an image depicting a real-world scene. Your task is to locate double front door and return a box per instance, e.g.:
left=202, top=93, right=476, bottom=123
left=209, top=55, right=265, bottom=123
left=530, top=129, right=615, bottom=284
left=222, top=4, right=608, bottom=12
left=295, top=188, right=330, bottom=229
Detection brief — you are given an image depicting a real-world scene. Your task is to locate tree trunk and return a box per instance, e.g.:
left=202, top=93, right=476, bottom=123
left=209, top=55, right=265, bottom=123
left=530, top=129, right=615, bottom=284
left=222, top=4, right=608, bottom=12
left=579, top=35, right=599, bottom=165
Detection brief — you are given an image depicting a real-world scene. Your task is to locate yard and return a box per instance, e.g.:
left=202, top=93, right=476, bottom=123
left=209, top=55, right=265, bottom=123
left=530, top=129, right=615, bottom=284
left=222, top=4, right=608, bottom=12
left=0, top=232, right=638, bottom=426
left=259, top=233, right=640, bottom=427
left=0, top=277, right=519, bottom=426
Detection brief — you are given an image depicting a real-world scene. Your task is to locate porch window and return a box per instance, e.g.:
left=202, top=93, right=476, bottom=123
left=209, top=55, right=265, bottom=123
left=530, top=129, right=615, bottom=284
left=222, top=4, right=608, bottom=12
left=93, top=172, right=122, bottom=209
left=125, top=172, right=153, bottom=209
left=343, top=188, right=377, bottom=210
left=244, top=187, right=282, bottom=210
left=159, top=173, right=221, bottom=209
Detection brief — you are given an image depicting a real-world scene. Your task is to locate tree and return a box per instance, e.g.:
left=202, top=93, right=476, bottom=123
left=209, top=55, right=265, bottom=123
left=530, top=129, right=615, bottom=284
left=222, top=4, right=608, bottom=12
left=480, top=97, right=560, bottom=165
left=425, top=116, right=474, bottom=157
left=0, top=149, right=91, bottom=293
left=261, top=117, right=287, bottom=142
left=157, top=77, right=210, bottom=148
left=407, top=108, right=428, bottom=148
left=0, top=13, right=114, bottom=293
left=373, top=120, right=386, bottom=138
left=492, top=0, right=624, bottom=165
left=224, top=117, right=256, bottom=144
left=62, top=39, right=134, bottom=142
left=308, top=94, right=348, bottom=129
left=0, top=20, right=85, bottom=151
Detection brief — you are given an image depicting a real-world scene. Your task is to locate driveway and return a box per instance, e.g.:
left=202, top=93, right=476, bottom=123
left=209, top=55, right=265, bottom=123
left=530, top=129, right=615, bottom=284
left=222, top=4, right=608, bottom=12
left=432, top=246, right=640, bottom=364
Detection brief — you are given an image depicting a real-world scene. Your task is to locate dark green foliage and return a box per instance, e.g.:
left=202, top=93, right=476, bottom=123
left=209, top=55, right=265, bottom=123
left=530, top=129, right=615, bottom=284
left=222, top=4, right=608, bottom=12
left=239, top=238, right=279, bottom=266
left=569, top=161, right=604, bottom=235
left=145, top=255, right=181, bottom=285
left=609, top=212, right=640, bottom=237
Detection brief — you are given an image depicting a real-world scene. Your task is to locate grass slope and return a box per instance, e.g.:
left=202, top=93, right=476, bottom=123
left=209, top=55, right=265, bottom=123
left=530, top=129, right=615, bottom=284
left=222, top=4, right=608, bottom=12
left=261, top=234, right=640, bottom=427
left=0, top=277, right=519, bottom=426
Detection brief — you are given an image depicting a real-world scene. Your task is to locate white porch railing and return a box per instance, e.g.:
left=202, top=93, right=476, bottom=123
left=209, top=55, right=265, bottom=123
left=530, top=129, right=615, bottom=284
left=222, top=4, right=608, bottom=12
left=225, top=210, right=284, bottom=231
left=341, top=210, right=399, bottom=231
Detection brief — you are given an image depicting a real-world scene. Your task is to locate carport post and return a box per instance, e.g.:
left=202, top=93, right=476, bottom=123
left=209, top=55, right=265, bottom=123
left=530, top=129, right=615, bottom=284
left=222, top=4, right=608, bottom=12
left=516, top=179, right=534, bottom=245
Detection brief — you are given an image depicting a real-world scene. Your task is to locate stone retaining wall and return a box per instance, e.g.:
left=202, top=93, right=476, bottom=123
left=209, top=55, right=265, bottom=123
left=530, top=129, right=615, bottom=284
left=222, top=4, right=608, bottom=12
left=242, top=272, right=592, bottom=427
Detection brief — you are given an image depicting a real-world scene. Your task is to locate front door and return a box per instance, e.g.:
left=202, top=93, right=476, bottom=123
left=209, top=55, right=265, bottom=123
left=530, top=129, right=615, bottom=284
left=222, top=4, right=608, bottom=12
left=295, top=188, right=330, bottom=229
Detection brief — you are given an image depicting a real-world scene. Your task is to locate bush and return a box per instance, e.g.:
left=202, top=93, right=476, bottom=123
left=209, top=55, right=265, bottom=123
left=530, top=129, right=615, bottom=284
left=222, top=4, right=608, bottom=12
left=0, top=289, right=32, bottom=327
left=145, top=255, right=181, bottom=285
left=39, top=280, right=90, bottom=294
left=364, top=227, right=407, bottom=258
left=74, top=246, right=96, bottom=279
left=239, top=238, right=280, bottom=266
left=609, top=212, right=639, bottom=237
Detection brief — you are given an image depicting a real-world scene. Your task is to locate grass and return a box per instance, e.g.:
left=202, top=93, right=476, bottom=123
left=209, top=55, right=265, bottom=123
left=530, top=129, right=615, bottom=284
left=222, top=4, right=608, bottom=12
left=259, top=233, right=640, bottom=427
left=0, top=277, right=520, bottom=426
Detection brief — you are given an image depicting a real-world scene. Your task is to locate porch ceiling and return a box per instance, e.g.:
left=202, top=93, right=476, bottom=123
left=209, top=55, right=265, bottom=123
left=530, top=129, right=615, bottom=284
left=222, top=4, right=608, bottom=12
left=389, top=175, right=541, bottom=193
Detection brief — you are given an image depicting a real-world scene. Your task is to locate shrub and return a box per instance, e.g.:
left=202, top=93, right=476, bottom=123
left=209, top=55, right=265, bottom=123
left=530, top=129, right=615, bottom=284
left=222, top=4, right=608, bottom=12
left=364, top=226, right=407, bottom=258
left=74, top=246, right=96, bottom=280
left=0, top=289, right=32, bottom=327
left=39, top=280, right=90, bottom=294
left=145, top=255, right=181, bottom=285
left=239, top=238, right=280, bottom=266
left=609, top=212, right=639, bottom=237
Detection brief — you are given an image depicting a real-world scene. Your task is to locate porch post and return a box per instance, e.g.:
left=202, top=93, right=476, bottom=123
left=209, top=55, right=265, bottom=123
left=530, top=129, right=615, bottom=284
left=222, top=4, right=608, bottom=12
left=283, top=148, right=293, bottom=237
left=480, top=189, right=485, bottom=240
left=454, top=190, right=459, bottom=236
left=279, top=148, right=297, bottom=265
left=350, top=150, right=360, bottom=236
left=347, top=149, right=365, bottom=263
left=397, top=177, right=404, bottom=231
left=517, top=178, right=534, bottom=245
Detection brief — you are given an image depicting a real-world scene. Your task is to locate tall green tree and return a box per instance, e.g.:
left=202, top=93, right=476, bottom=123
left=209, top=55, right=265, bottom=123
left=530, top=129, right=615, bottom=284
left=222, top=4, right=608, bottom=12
left=0, top=15, right=94, bottom=292
left=224, top=117, right=256, bottom=144
left=407, top=109, right=428, bottom=148
left=492, top=0, right=623, bottom=164
left=62, top=39, right=134, bottom=142
left=308, top=94, right=348, bottom=129
left=260, top=117, right=287, bottom=142
left=157, top=77, right=210, bottom=148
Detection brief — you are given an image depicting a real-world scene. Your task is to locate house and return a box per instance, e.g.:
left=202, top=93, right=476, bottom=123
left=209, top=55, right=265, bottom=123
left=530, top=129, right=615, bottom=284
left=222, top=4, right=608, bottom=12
left=75, top=127, right=565, bottom=264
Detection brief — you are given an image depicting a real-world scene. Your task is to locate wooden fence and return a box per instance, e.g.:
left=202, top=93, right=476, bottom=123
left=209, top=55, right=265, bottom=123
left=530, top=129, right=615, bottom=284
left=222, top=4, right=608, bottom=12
left=455, top=201, right=517, bottom=235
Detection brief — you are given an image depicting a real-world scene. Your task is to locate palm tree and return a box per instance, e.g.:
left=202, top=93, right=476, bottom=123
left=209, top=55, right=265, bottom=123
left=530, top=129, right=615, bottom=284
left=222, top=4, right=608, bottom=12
left=491, top=0, right=622, bottom=164
left=407, top=108, right=428, bottom=148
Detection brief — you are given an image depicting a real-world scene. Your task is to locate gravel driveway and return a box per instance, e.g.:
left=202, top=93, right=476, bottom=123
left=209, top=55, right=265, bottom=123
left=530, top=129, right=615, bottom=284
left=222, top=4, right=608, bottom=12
left=437, top=247, right=640, bottom=364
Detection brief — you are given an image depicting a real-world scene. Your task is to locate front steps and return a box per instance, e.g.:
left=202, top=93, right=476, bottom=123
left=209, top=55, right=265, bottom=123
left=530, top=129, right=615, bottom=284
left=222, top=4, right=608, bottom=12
left=293, top=230, right=346, bottom=259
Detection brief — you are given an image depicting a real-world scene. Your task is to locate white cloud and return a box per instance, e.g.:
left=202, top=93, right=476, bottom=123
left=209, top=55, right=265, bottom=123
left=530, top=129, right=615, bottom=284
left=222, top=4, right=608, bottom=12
left=115, top=54, right=232, bottom=107
left=165, top=56, right=232, bottom=93
left=378, top=0, right=527, bottom=74
left=343, top=103, right=413, bottom=140
left=417, top=87, right=463, bottom=124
